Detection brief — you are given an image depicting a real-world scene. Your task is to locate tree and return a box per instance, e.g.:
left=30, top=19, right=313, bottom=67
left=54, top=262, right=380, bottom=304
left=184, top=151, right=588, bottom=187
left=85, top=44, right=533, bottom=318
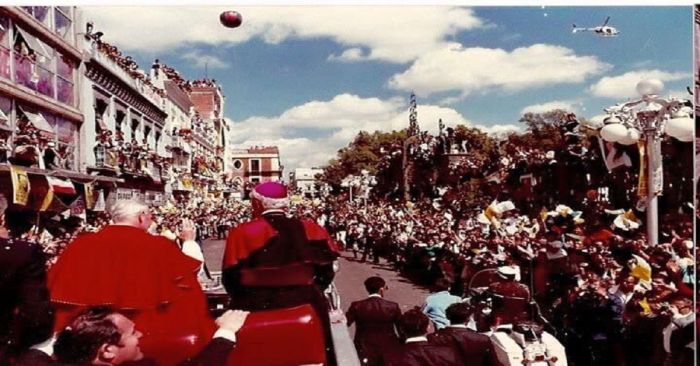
left=320, top=129, right=407, bottom=193
left=515, top=109, right=572, bottom=151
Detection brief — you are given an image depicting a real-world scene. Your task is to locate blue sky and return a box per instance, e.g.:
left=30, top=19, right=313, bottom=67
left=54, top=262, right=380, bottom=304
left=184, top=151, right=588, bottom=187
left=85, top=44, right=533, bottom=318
left=83, top=6, right=692, bottom=171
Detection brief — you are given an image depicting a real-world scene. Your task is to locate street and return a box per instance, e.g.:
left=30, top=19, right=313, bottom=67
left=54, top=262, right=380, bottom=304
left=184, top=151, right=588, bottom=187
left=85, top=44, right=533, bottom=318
left=202, top=239, right=431, bottom=328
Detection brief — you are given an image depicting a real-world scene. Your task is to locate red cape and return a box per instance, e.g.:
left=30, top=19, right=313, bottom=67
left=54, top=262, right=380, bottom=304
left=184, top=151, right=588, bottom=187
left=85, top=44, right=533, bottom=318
left=223, top=218, right=338, bottom=269
left=49, top=225, right=215, bottom=364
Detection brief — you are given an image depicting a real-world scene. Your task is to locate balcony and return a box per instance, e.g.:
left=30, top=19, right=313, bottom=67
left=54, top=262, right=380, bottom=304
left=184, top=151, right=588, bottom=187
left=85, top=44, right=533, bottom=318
left=91, top=46, right=165, bottom=110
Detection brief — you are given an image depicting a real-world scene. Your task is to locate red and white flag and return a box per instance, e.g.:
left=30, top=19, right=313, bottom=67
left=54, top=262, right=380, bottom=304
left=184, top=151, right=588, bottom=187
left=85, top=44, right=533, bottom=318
left=46, top=176, right=76, bottom=195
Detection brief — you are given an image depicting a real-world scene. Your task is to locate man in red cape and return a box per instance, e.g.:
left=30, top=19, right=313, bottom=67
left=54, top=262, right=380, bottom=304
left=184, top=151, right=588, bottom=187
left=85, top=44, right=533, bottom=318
left=48, top=200, right=215, bottom=365
left=222, top=182, right=339, bottom=364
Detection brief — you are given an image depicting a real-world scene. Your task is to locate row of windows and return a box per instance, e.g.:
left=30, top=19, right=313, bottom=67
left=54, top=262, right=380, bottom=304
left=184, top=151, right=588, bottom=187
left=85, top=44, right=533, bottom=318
left=0, top=15, right=75, bottom=106
left=231, top=159, right=262, bottom=172
left=19, top=6, right=74, bottom=44
left=0, top=94, right=78, bottom=167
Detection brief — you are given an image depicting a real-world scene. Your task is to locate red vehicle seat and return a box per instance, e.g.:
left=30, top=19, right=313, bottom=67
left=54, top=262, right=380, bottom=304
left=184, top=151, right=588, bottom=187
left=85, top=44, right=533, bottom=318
left=227, top=304, right=326, bottom=366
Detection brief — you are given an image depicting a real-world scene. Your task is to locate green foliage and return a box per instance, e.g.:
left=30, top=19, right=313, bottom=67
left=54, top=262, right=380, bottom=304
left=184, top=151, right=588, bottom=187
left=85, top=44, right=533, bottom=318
left=512, top=109, right=572, bottom=151
left=321, top=129, right=407, bottom=189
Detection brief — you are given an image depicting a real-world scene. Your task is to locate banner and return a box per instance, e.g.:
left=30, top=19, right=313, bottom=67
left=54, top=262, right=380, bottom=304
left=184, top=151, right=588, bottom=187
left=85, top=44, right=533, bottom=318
left=601, top=140, right=632, bottom=172
left=637, top=141, right=647, bottom=199
left=649, top=138, right=663, bottom=197
left=10, top=165, right=30, bottom=205
left=84, top=182, right=95, bottom=209
left=93, top=190, right=106, bottom=212
left=70, top=197, right=86, bottom=219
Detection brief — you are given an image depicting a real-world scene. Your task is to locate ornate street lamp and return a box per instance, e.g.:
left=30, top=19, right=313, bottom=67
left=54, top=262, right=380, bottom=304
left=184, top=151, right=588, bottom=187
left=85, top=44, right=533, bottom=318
left=598, top=79, right=693, bottom=246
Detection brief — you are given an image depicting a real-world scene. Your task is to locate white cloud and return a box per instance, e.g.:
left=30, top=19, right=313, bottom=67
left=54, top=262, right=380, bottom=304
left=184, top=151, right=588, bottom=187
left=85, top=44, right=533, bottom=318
left=387, top=43, right=610, bottom=97
left=83, top=6, right=486, bottom=63
left=588, top=69, right=691, bottom=99
left=327, top=47, right=366, bottom=62
left=227, top=93, right=514, bottom=172
left=473, top=123, right=523, bottom=137
left=521, top=100, right=580, bottom=115
left=180, top=51, right=229, bottom=69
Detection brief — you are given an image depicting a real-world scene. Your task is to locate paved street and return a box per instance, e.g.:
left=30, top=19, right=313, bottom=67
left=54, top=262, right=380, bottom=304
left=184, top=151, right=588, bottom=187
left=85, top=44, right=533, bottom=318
left=202, top=238, right=430, bottom=314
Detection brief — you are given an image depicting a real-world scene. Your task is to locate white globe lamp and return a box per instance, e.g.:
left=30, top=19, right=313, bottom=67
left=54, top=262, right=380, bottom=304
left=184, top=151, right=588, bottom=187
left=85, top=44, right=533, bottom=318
left=600, top=123, right=629, bottom=142
left=665, top=115, right=693, bottom=140
left=636, top=79, right=664, bottom=96
left=618, top=128, right=642, bottom=145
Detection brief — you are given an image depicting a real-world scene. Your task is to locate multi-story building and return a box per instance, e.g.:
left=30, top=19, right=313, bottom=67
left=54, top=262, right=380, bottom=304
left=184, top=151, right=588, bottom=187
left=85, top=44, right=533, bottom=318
left=150, top=60, right=195, bottom=199
left=189, top=80, right=229, bottom=197
left=229, top=146, right=282, bottom=192
left=78, top=20, right=169, bottom=207
left=290, top=167, right=323, bottom=197
left=0, top=6, right=123, bottom=211
left=0, top=6, right=237, bottom=210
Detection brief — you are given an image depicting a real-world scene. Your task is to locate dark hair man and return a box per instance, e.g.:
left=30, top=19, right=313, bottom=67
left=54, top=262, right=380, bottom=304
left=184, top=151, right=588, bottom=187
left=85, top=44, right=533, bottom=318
left=428, top=302, right=493, bottom=366
left=382, top=308, right=464, bottom=366
left=17, top=307, right=249, bottom=366
left=0, top=193, right=54, bottom=363
left=346, top=277, right=401, bottom=366
left=422, top=278, right=462, bottom=329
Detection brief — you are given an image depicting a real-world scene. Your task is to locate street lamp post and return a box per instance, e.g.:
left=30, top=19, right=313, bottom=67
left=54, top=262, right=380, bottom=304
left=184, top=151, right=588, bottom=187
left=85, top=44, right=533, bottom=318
left=598, top=79, right=693, bottom=246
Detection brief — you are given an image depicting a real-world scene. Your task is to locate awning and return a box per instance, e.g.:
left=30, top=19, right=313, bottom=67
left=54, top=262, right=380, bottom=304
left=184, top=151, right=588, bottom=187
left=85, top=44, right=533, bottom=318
left=96, top=114, right=109, bottom=132
left=104, top=112, right=116, bottom=131
left=19, top=107, right=54, bottom=134
left=15, top=27, right=50, bottom=58
left=0, top=108, right=10, bottom=130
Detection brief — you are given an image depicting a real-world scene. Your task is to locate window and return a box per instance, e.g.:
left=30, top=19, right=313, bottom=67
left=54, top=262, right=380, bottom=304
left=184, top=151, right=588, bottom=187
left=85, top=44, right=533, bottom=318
left=250, top=177, right=260, bottom=184
left=250, top=159, right=260, bottom=173
left=13, top=26, right=55, bottom=97
left=54, top=7, right=72, bottom=42
left=32, top=7, right=51, bottom=28
left=0, top=95, right=12, bottom=130
left=56, top=73, right=73, bottom=105
left=233, top=159, right=243, bottom=170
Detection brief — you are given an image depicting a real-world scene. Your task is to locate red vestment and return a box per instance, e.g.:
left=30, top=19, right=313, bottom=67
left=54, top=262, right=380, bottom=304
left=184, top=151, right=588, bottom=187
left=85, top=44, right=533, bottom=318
left=48, top=225, right=215, bottom=365
left=222, top=216, right=339, bottom=269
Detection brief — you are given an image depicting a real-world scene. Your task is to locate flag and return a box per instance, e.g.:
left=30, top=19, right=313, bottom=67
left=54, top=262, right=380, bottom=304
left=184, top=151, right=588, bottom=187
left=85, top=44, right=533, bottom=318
left=600, top=139, right=631, bottom=171
left=10, top=165, right=30, bottom=205
left=93, top=190, right=106, bottom=212
left=47, top=176, right=76, bottom=195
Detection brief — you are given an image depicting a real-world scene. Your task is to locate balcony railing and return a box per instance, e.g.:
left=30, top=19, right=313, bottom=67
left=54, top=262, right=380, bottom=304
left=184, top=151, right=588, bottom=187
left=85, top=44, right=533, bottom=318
left=91, top=47, right=165, bottom=110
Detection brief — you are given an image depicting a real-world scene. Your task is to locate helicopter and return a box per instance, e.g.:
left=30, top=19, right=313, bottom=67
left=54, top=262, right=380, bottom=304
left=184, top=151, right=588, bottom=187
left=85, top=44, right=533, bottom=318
left=572, top=16, right=619, bottom=37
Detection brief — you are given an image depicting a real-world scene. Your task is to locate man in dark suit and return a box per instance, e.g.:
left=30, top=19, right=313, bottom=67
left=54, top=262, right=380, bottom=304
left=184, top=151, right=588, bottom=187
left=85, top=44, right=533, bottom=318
left=346, top=276, right=401, bottom=366
left=382, top=308, right=464, bottom=366
left=17, top=307, right=249, bottom=366
left=428, top=302, right=493, bottom=366
left=0, top=193, right=54, bottom=363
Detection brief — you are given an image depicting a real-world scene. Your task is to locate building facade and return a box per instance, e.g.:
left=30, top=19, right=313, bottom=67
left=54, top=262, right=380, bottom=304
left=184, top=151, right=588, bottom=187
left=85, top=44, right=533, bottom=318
left=189, top=82, right=229, bottom=197
left=290, top=167, right=324, bottom=197
left=0, top=6, right=239, bottom=212
left=229, top=146, right=282, bottom=191
left=78, top=18, right=170, bottom=207
left=0, top=6, right=125, bottom=214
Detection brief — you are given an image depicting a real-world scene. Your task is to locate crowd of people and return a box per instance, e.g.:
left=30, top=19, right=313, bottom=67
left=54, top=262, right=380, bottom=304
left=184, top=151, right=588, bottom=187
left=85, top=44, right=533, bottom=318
left=316, top=191, right=694, bottom=365
left=0, top=117, right=696, bottom=365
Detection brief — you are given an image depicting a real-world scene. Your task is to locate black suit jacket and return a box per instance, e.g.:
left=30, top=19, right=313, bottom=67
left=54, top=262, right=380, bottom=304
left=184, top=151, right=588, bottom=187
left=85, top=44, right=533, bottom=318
left=428, top=326, right=493, bottom=366
left=382, top=340, right=465, bottom=366
left=346, top=296, right=401, bottom=365
left=0, top=238, right=53, bottom=362
left=15, top=338, right=235, bottom=366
